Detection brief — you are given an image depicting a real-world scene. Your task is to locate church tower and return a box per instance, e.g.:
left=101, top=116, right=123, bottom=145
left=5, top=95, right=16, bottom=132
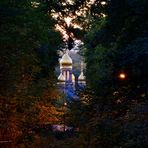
left=58, top=50, right=73, bottom=85
left=57, top=50, right=85, bottom=100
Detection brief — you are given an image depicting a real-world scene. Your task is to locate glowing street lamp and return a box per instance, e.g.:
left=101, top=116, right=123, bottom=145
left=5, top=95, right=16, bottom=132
left=119, top=72, right=126, bottom=80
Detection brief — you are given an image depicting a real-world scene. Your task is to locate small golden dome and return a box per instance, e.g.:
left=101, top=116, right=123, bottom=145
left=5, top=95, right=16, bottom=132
left=58, top=73, right=65, bottom=82
left=78, top=72, right=85, bottom=81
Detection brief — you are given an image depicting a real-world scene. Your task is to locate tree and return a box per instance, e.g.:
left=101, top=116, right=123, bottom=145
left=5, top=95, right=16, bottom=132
left=71, top=0, right=148, bottom=147
left=42, top=0, right=99, bottom=49
left=0, top=0, right=63, bottom=146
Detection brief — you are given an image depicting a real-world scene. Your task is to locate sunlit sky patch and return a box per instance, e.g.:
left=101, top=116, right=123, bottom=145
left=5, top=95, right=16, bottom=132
left=51, top=0, right=98, bottom=41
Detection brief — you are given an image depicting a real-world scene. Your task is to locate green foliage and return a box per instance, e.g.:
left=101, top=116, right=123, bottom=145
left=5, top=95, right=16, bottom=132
left=71, top=0, right=148, bottom=147
left=0, top=0, right=62, bottom=94
left=0, top=0, right=148, bottom=147
left=0, top=0, right=63, bottom=146
left=43, top=0, right=102, bottom=48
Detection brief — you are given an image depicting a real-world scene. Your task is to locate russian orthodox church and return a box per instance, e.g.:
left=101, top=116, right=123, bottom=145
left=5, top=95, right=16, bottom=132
left=57, top=50, right=85, bottom=100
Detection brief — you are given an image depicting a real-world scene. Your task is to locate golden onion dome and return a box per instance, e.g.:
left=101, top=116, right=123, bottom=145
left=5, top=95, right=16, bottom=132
left=60, top=52, right=72, bottom=66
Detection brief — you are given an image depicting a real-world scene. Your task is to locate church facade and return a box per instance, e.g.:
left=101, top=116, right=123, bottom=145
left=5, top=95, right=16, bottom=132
left=57, top=50, right=85, bottom=100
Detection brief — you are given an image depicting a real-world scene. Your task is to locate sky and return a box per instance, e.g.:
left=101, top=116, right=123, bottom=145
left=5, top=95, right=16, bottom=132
left=51, top=0, right=97, bottom=41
